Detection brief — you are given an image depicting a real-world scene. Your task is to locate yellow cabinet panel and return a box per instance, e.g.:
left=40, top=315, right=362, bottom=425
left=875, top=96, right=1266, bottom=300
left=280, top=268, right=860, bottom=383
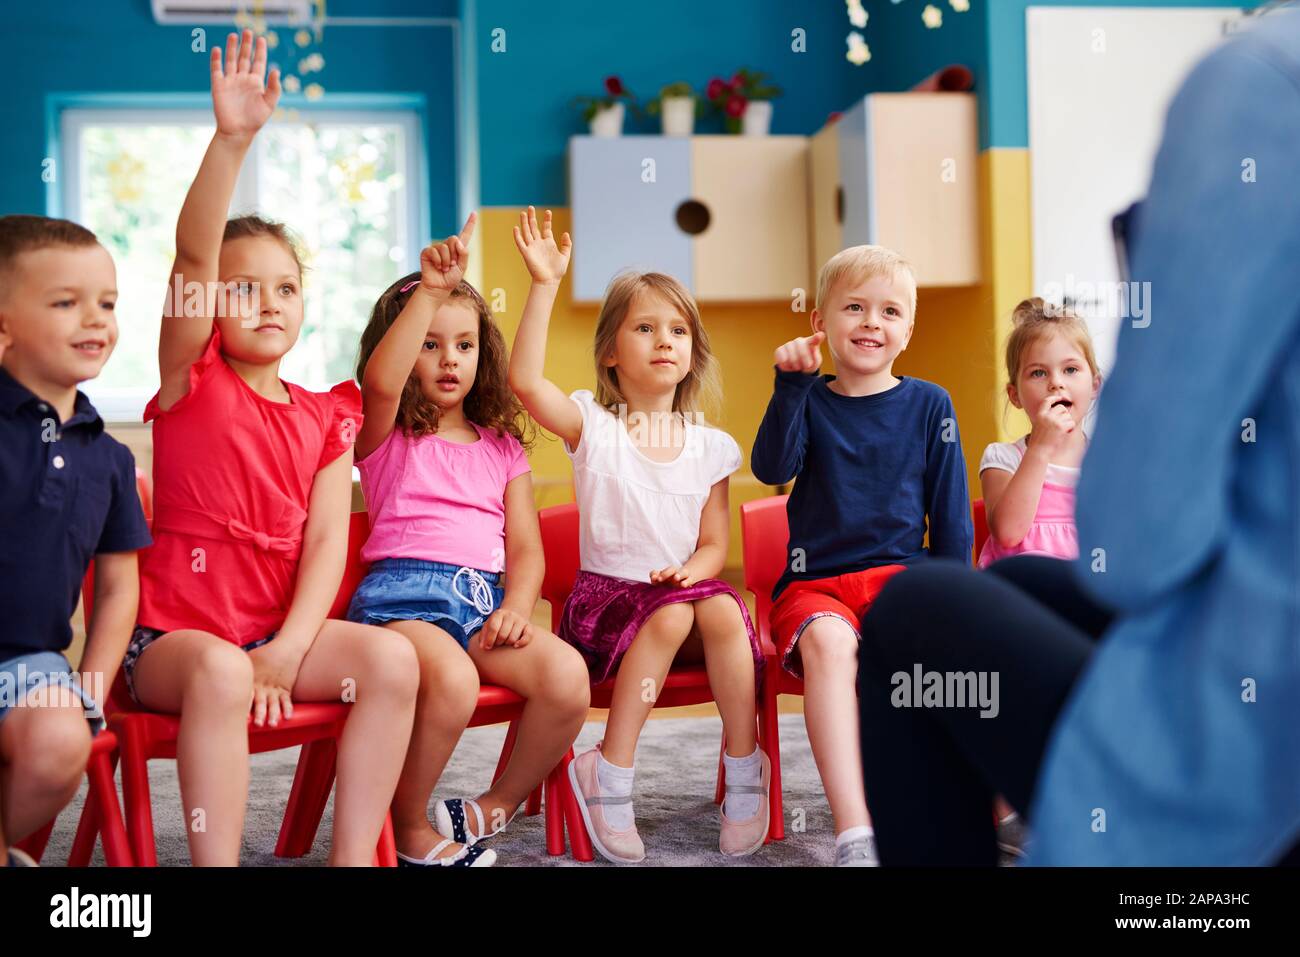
left=688, top=136, right=810, bottom=302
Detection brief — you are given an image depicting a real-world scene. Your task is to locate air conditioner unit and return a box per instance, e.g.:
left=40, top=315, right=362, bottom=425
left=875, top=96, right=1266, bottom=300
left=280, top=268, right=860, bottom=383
left=151, top=0, right=313, bottom=25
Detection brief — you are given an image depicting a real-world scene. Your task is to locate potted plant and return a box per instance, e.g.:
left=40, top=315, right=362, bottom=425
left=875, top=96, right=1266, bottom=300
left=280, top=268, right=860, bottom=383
left=574, top=76, right=638, bottom=137
left=706, top=68, right=783, bottom=135
left=647, top=81, right=699, bottom=136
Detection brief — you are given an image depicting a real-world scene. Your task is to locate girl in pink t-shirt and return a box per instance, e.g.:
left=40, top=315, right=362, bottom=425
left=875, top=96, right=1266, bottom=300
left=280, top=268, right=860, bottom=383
left=350, top=216, right=590, bottom=868
left=979, top=298, right=1101, bottom=567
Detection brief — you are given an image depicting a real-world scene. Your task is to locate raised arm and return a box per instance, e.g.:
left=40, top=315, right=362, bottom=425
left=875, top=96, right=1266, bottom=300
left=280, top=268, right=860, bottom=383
left=507, top=206, right=582, bottom=449
left=355, top=214, right=476, bottom=460
left=750, top=332, right=823, bottom=485
left=158, top=29, right=280, bottom=409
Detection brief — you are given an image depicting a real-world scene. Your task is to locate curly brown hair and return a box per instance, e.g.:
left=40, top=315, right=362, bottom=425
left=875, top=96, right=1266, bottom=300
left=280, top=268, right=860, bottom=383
left=356, top=273, right=535, bottom=450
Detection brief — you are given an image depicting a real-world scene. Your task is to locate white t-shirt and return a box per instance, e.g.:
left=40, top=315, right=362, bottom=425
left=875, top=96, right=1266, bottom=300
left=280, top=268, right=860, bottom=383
left=564, top=390, right=742, bottom=581
left=979, top=437, right=1081, bottom=489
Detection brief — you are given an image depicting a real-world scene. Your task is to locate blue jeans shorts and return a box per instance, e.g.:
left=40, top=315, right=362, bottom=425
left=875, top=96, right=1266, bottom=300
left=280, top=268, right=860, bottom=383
left=346, top=559, right=504, bottom=650
left=0, top=651, right=104, bottom=736
left=122, top=626, right=276, bottom=704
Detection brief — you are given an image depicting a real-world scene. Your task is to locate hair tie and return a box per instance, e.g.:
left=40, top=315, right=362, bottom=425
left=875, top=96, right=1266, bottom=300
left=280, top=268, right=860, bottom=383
left=399, top=279, right=420, bottom=293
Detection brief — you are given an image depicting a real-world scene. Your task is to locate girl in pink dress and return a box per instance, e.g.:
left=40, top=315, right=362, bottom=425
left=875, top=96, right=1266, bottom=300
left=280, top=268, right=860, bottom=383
left=129, top=30, right=418, bottom=866
left=978, top=298, right=1101, bottom=567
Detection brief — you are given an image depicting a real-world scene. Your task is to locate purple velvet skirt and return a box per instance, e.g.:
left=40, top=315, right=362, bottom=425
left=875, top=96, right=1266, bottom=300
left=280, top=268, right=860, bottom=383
left=558, top=570, right=764, bottom=688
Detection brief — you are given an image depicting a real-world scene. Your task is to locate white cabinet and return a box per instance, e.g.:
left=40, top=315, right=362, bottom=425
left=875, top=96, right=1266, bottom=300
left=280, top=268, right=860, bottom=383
left=569, top=135, right=810, bottom=302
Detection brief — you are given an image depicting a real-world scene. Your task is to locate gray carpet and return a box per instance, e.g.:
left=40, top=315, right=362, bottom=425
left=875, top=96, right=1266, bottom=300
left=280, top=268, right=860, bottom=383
left=42, top=713, right=845, bottom=867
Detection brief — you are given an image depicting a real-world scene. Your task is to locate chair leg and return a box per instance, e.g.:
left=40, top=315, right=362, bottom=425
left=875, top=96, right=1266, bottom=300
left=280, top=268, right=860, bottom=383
left=555, top=749, right=594, bottom=862
left=15, top=819, right=55, bottom=863
left=492, top=719, right=520, bottom=785
left=526, top=782, right=543, bottom=817
left=275, top=739, right=338, bottom=858
left=375, top=812, right=397, bottom=867
left=86, top=748, right=131, bottom=866
left=68, top=790, right=101, bottom=867
left=713, top=729, right=727, bottom=805
left=118, top=722, right=158, bottom=867
left=544, top=765, right=566, bottom=856
left=760, top=666, right=785, bottom=842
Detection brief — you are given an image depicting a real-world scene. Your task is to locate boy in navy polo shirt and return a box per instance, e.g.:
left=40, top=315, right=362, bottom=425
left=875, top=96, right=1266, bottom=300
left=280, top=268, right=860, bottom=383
left=752, top=245, right=973, bottom=867
left=0, top=215, right=151, bottom=866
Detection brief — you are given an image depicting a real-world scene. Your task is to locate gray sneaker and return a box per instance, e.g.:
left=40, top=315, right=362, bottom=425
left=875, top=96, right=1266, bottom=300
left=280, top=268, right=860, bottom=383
left=835, top=834, right=879, bottom=867
left=997, top=812, right=1028, bottom=859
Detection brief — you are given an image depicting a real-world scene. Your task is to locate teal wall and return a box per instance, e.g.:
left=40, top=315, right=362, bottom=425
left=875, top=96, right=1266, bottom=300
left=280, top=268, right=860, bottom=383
left=469, top=0, right=988, bottom=206
left=1, top=0, right=461, bottom=237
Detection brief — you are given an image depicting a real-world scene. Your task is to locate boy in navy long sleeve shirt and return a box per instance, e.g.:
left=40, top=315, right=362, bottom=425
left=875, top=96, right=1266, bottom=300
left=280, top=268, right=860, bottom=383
left=751, top=245, right=972, bottom=866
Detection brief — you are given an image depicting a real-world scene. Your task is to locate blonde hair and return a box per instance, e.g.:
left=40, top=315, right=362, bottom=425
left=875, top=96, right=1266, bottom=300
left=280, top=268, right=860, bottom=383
left=816, top=244, right=917, bottom=318
left=592, top=271, right=722, bottom=421
left=1005, top=297, right=1099, bottom=386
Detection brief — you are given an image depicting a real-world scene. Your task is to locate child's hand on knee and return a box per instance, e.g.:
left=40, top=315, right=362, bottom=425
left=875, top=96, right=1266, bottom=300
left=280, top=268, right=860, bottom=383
left=480, top=608, right=532, bottom=650
left=247, top=643, right=300, bottom=726
left=650, top=565, right=696, bottom=588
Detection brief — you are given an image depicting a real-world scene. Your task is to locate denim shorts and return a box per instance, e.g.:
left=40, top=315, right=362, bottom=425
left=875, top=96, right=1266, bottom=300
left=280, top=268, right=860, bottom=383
left=346, top=559, right=504, bottom=650
left=0, top=651, right=104, bottom=736
left=122, top=626, right=276, bottom=704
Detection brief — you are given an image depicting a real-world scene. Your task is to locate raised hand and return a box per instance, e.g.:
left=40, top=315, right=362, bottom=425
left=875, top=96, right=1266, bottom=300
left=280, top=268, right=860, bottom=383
left=513, top=206, right=573, bottom=285
left=774, top=330, right=825, bottom=374
left=211, top=29, right=282, bottom=138
left=419, top=213, right=477, bottom=295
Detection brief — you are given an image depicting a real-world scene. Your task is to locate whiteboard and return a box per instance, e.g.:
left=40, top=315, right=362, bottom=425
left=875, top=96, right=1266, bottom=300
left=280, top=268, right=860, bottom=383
left=1027, top=6, right=1243, bottom=374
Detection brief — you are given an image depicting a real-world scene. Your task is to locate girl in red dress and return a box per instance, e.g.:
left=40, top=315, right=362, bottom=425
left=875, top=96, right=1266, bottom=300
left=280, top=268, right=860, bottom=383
left=128, top=30, right=419, bottom=866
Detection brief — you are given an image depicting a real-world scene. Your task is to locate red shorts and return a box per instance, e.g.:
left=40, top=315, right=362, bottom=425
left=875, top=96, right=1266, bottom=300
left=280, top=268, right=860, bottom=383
left=769, top=565, right=907, bottom=679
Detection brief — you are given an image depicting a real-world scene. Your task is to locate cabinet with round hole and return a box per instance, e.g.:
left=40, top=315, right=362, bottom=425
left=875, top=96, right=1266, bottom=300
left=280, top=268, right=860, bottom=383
left=567, top=135, right=810, bottom=303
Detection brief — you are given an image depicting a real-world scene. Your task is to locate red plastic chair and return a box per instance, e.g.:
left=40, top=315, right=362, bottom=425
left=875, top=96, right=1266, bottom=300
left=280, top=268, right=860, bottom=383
left=736, top=495, right=801, bottom=841
left=274, top=511, right=564, bottom=861
left=537, top=502, right=736, bottom=862
left=739, top=494, right=994, bottom=841
left=77, top=509, right=397, bottom=866
left=12, top=469, right=156, bottom=866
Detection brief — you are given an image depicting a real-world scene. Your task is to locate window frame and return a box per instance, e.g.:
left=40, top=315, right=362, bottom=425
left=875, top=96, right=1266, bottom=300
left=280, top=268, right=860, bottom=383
left=48, top=92, right=430, bottom=423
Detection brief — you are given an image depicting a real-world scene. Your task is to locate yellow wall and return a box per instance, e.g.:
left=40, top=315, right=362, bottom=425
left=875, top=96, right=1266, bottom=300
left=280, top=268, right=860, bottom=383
left=982, top=148, right=1034, bottom=444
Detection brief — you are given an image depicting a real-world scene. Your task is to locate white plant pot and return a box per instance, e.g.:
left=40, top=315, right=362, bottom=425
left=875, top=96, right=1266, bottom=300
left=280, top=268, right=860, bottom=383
left=742, top=99, right=773, bottom=136
left=589, top=101, right=625, bottom=137
left=661, top=96, right=696, bottom=136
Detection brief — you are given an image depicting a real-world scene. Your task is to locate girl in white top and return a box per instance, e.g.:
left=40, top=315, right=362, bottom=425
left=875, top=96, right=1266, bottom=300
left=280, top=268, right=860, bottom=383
left=979, top=298, right=1101, bottom=567
left=508, top=207, right=767, bottom=864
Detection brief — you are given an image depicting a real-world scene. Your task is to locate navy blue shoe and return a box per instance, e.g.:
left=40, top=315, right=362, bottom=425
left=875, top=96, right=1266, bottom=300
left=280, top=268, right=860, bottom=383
left=397, top=838, right=496, bottom=868
left=434, top=797, right=517, bottom=845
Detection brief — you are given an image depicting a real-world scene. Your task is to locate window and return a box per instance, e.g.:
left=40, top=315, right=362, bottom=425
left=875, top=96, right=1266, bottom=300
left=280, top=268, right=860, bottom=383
left=59, top=103, right=424, bottom=421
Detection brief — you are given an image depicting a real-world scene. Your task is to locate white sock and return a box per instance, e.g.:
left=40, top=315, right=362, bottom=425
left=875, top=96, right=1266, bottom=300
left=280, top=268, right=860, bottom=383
left=722, top=746, right=763, bottom=820
left=836, top=824, right=875, bottom=848
left=595, top=751, right=635, bottom=830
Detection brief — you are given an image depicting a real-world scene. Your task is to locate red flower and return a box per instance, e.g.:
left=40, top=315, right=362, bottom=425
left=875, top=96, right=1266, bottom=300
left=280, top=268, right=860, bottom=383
left=725, top=93, right=748, bottom=117
left=730, top=71, right=746, bottom=91
left=604, top=76, right=624, bottom=96
left=706, top=77, right=726, bottom=101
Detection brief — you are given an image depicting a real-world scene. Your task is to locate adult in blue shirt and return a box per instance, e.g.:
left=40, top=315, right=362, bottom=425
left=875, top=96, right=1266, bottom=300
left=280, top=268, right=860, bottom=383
left=855, top=8, right=1300, bottom=865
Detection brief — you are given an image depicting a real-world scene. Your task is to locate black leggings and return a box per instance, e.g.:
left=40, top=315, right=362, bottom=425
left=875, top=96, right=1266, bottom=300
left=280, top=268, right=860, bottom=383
left=857, top=555, right=1300, bottom=866
left=856, top=555, right=1111, bottom=866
